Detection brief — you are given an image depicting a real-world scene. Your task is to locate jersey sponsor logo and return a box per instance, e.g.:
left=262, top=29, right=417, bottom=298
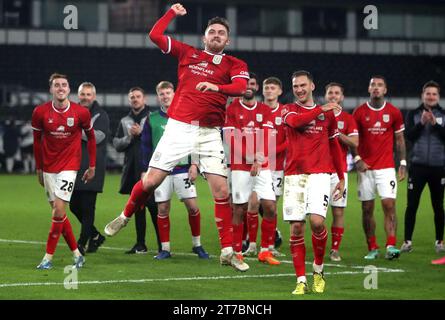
left=338, top=121, right=344, bottom=130
left=67, top=117, right=74, bottom=127
left=275, top=117, right=282, bottom=125
left=318, top=113, right=325, bottom=121
left=212, top=55, right=222, bottom=65
left=191, top=53, right=199, bottom=58
left=374, top=121, right=381, bottom=128
left=56, top=125, right=65, bottom=132
left=247, top=120, right=255, bottom=127
left=383, top=114, right=390, bottom=123
left=197, top=61, right=208, bottom=68
left=256, top=114, right=263, bottom=122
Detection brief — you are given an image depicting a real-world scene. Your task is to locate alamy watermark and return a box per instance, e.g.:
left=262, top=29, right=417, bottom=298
left=363, top=265, right=378, bottom=290
left=64, top=265, right=79, bottom=290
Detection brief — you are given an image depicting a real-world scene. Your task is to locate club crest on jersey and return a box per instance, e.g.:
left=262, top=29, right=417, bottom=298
left=383, top=114, right=390, bottom=123
left=212, top=54, right=222, bottom=65
left=67, top=117, right=74, bottom=127
left=256, top=114, right=263, bottom=122
left=338, top=121, right=344, bottom=129
left=275, top=117, right=282, bottom=125
left=318, top=113, right=325, bottom=121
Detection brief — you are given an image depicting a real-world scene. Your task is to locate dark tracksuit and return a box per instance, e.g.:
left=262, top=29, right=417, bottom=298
left=70, top=101, right=109, bottom=247
left=113, top=106, right=161, bottom=251
left=404, top=104, right=445, bottom=242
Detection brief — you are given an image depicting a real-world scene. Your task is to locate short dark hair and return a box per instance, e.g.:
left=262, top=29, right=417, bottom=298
left=263, top=77, right=283, bottom=89
left=206, top=17, right=230, bottom=34
left=422, top=80, right=441, bottom=93
left=129, top=87, right=145, bottom=95
left=248, top=72, right=259, bottom=83
left=49, top=73, right=68, bottom=87
left=370, top=75, right=387, bottom=86
left=325, top=82, right=344, bottom=94
left=292, top=70, right=313, bottom=82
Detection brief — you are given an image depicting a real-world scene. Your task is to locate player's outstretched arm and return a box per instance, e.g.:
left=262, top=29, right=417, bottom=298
left=148, top=3, right=186, bottom=52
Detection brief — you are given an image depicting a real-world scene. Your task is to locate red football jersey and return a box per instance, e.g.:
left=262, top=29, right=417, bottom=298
left=282, top=102, right=339, bottom=175
left=224, top=99, right=274, bottom=171
left=335, top=110, right=358, bottom=172
left=269, top=103, right=287, bottom=171
left=31, top=101, right=92, bottom=173
left=353, top=101, right=404, bottom=170
left=162, top=37, right=249, bottom=127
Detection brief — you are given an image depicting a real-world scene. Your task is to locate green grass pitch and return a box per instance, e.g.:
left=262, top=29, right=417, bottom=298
left=0, top=172, right=444, bottom=300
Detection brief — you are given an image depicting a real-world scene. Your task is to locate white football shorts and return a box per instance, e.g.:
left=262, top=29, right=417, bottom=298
left=43, top=170, right=77, bottom=202
left=154, top=172, right=197, bottom=202
left=149, top=118, right=228, bottom=177
left=330, top=172, right=348, bottom=208
left=357, top=168, right=397, bottom=201
left=231, top=169, right=276, bottom=204
left=283, top=173, right=331, bottom=221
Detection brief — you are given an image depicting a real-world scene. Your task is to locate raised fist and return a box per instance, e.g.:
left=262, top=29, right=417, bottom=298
left=171, top=3, right=187, bottom=16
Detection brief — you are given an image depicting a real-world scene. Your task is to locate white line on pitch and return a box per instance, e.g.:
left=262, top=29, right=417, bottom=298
left=0, top=269, right=404, bottom=289
left=0, top=238, right=405, bottom=273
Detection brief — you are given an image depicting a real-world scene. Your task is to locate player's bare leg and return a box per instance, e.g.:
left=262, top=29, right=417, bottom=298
left=382, top=198, right=400, bottom=259
left=155, top=200, right=172, bottom=259
left=258, top=199, right=280, bottom=265
left=104, top=167, right=169, bottom=237
left=362, top=200, right=379, bottom=259
left=206, top=173, right=248, bottom=271
left=183, top=198, right=209, bottom=259
left=330, top=206, right=345, bottom=261
left=290, top=221, right=308, bottom=295
left=310, top=214, right=327, bottom=293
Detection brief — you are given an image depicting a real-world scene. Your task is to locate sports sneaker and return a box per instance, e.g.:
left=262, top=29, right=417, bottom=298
left=36, top=258, right=53, bottom=270
left=192, top=246, right=210, bottom=259
left=435, top=241, right=445, bottom=253
left=432, top=256, right=445, bottom=265
left=364, top=249, right=379, bottom=260
left=87, top=233, right=106, bottom=253
left=231, top=253, right=249, bottom=272
left=258, top=250, right=281, bottom=265
left=154, top=250, right=171, bottom=260
left=312, top=272, right=326, bottom=293
left=270, top=247, right=286, bottom=257
left=73, top=255, right=85, bottom=269
left=385, top=246, right=401, bottom=260
left=291, top=282, right=309, bottom=295
left=104, top=214, right=129, bottom=237
left=125, top=243, right=148, bottom=254
left=274, top=229, right=283, bottom=249
left=242, top=246, right=257, bottom=257
left=220, top=250, right=232, bottom=266
left=329, top=249, right=342, bottom=262
left=400, top=241, right=413, bottom=253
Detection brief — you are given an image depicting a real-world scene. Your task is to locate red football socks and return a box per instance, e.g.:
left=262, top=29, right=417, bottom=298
left=123, top=180, right=151, bottom=218
left=214, top=197, right=233, bottom=249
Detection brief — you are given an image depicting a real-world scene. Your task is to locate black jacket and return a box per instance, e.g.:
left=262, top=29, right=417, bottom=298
left=113, top=106, right=148, bottom=194
left=405, top=103, right=445, bottom=167
left=74, top=101, right=110, bottom=192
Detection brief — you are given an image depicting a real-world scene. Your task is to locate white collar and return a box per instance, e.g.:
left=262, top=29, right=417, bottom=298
left=52, top=101, right=71, bottom=113
left=239, top=99, right=257, bottom=110
left=296, top=101, right=316, bottom=109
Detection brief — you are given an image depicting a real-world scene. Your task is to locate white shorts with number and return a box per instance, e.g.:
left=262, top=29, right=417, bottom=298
left=154, top=172, right=197, bottom=202
left=283, top=173, right=331, bottom=221
left=43, top=170, right=77, bottom=202
left=357, top=168, right=397, bottom=201
left=272, top=170, right=284, bottom=197
left=149, top=118, right=227, bottom=177
left=330, top=172, right=348, bottom=208
left=231, top=170, right=276, bottom=204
